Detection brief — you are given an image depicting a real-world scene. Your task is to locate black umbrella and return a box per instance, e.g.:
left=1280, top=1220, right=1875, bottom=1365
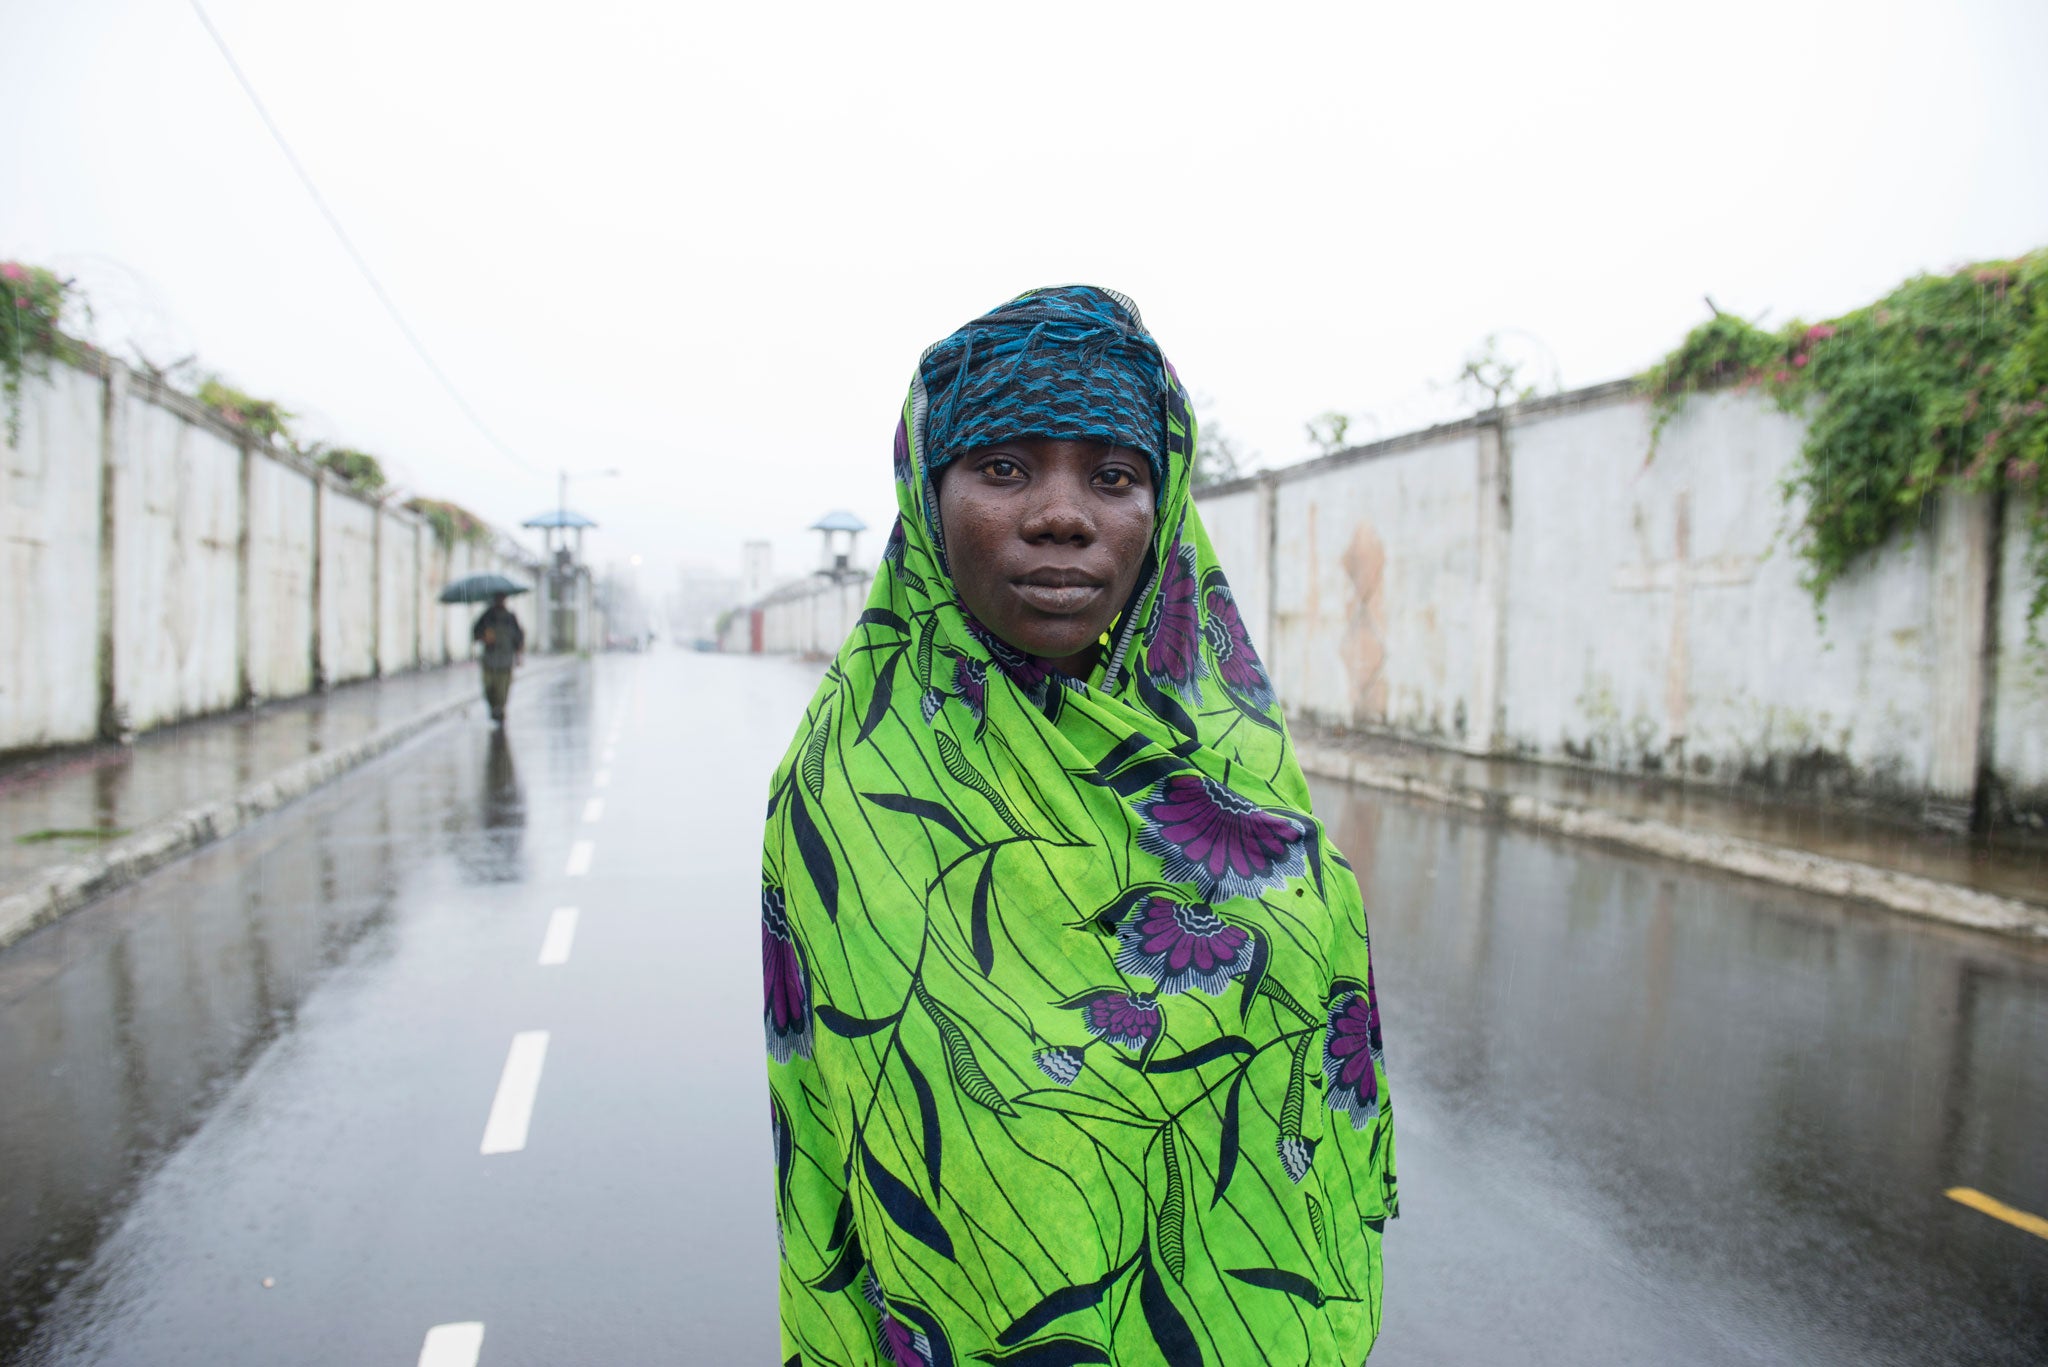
left=439, top=572, right=532, bottom=604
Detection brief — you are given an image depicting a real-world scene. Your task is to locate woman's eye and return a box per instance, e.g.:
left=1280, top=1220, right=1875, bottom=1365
left=1096, top=468, right=1139, bottom=489
left=984, top=459, right=1020, bottom=478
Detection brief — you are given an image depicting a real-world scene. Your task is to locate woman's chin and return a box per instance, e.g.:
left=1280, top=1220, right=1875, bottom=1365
left=998, top=620, right=1100, bottom=663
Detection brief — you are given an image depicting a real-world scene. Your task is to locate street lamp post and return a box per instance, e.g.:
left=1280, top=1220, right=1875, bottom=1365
left=559, top=466, right=619, bottom=563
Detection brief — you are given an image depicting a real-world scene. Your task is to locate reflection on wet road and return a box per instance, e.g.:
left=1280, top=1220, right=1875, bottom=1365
left=1, top=653, right=2043, bottom=1365
left=1320, top=781, right=2048, bottom=1365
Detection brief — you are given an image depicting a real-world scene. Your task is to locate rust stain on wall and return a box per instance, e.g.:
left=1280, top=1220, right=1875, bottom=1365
left=1343, top=518, right=1389, bottom=721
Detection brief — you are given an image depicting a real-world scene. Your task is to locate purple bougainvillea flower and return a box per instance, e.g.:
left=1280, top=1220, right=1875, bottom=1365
left=1078, top=991, right=1163, bottom=1049
left=761, top=883, right=812, bottom=1063
left=1034, top=1045, right=1085, bottom=1086
left=1144, top=541, right=1205, bottom=699
left=1202, top=577, right=1275, bottom=708
left=1113, top=894, right=1253, bottom=997
left=1324, top=989, right=1382, bottom=1130
left=863, top=1272, right=936, bottom=1367
left=1136, top=774, right=1308, bottom=902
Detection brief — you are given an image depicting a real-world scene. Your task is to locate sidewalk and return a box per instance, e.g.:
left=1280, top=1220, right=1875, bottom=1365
left=0, top=660, right=569, bottom=950
left=1293, top=726, right=2048, bottom=941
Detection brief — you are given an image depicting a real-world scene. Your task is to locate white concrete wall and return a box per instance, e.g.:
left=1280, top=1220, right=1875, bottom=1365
left=376, top=511, right=421, bottom=674
left=1196, top=382, right=2044, bottom=824
left=1503, top=391, right=1938, bottom=794
left=0, top=352, right=543, bottom=755
left=246, top=457, right=316, bottom=700
left=1, top=364, right=104, bottom=748
left=112, top=385, right=241, bottom=731
left=1991, top=496, right=2048, bottom=812
left=1270, top=430, right=1483, bottom=742
left=320, top=492, right=378, bottom=686
left=419, top=537, right=449, bottom=666
left=440, top=541, right=475, bottom=663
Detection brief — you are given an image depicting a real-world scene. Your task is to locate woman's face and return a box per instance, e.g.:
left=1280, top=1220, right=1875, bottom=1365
left=936, top=437, right=1155, bottom=674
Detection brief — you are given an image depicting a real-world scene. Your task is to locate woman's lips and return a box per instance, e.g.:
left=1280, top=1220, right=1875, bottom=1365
left=1011, top=582, right=1102, bottom=613
left=1011, top=571, right=1104, bottom=615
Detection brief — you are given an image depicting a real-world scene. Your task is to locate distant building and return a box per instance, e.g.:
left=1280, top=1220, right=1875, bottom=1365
left=721, top=511, right=876, bottom=656
left=667, top=563, right=741, bottom=647
left=741, top=540, right=774, bottom=602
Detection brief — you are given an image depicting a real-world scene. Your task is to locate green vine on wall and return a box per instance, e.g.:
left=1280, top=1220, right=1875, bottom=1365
left=198, top=376, right=297, bottom=447
left=2, top=261, right=78, bottom=446
left=315, top=446, right=388, bottom=496
left=4, top=257, right=515, bottom=561
left=406, top=496, right=493, bottom=548
left=1643, top=250, right=2047, bottom=630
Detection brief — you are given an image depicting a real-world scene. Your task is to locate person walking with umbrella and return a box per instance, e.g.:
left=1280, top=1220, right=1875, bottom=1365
left=472, top=592, right=525, bottom=724
left=441, top=571, right=533, bottom=724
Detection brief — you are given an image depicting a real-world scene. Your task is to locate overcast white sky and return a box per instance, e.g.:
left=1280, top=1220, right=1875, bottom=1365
left=6, top=0, right=2045, bottom=585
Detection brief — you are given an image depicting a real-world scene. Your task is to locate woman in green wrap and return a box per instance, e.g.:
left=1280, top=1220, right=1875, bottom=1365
left=762, top=286, right=1395, bottom=1366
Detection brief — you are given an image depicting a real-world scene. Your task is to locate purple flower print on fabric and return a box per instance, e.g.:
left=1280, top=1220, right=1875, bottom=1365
left=1323, top=989, right=1382, bottom=1130
left=892, top=416, right=912, bottom=488
left=762, top=883, right=812, bottom=1063
left=1145, top=540, right=1205, bottom=699
left=965, top=615, right=1057, bottom=706
left=952, top=656, right=987, bottom=722
left=924, top=655, right=988, bottom=727
left=1363, top=959, right=1385, bottom=1054
left=1113, top=894, right=1253, bottom=997
left=1202, top=576, right=1275, bottom=708
left=1034, top=991, right=1161, bottom=1084
left=1136, top=774, right=1308, bottom=902
left=863, top=1271, right=936, bottom=1367
left=1081, top=990, right=1163, bottom=1049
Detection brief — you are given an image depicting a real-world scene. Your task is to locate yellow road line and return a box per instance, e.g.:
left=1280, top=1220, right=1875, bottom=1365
left=1946, top=1187, right=2048, bottom=1241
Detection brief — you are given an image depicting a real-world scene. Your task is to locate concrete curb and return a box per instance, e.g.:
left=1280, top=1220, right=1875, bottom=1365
left=1295, top=742, right=2048, bottom=943
left=0, top=665, right=565, bottom=952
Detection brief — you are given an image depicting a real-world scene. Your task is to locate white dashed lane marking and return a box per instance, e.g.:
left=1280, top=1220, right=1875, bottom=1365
left=582, top=797, right=605, bottom=824
left=565, top=840, right=594, bottom=877
left=480, top=1031, right=550, bottom=1155
left=417, top=1322, right=485, bottom=1367
left=538, top=907, right=579, bottom=966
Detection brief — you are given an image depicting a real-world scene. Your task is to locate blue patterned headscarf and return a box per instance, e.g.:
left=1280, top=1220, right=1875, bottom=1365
left=917, top=284, right=1168, bottom=479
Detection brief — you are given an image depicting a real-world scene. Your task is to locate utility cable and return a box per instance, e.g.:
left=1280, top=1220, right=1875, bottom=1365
left=183, top=0, right=539, bottom=476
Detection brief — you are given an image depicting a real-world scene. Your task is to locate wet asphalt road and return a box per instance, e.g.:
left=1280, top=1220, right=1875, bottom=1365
left=2, top=652, right=2044, bottom=1365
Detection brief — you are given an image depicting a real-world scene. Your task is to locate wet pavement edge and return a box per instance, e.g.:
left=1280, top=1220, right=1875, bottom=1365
left=0, top=661, right=573, bottom=952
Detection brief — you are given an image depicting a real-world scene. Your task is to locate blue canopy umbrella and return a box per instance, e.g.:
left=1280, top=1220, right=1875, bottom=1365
left=439, top=572, right=531, bottom=604
left=521, top=509, right=599, bottom=530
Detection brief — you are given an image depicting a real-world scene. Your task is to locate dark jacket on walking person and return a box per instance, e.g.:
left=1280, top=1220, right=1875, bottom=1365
left=473, top=596, right=525, bottom=723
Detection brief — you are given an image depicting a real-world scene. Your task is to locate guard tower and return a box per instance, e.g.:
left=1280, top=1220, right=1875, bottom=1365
left=810, top=510, right=867, bottom=577
left=522, top=508, right=600, bottom=651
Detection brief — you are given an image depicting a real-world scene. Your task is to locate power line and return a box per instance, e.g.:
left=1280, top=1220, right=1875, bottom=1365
left=183, top=0, right=539, bottom=477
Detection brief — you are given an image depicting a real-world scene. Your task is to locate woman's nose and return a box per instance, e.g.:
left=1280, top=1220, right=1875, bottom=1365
left=1020, top=475, right=1094, bottom=543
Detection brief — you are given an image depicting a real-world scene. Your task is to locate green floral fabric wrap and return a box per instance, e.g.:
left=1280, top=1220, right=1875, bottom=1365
left=762, top=352, right=1396, bottom=1366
